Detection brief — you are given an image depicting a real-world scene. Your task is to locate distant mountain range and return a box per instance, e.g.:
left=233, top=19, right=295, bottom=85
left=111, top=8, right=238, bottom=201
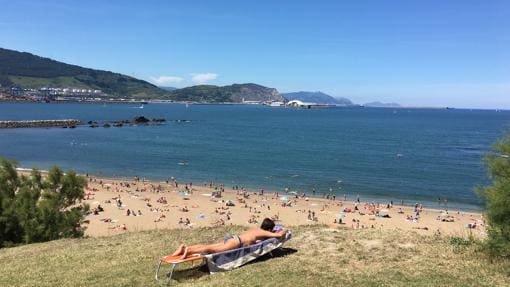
left=282, top=91, right=353, bottom=106
left=0, top=48, right=398, bottom=106
left=364, top=101, right=401, bottom=108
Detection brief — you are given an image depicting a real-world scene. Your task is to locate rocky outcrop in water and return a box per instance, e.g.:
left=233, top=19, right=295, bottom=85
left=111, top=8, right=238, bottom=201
left=0, top=119, right=80, bottom=129
left=0, top=116, right=166, bottom=129
left=88, top=116, right=166, bottom=128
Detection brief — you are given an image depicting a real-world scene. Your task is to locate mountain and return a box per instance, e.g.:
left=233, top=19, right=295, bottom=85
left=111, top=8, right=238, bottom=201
left=0, top=47, right=165, bottom=98
left=165, top=83, right=284, bottom=103
left=364, top=101, right=401, bottom=108
left=282, top=91, right=353, bottom=106
left=160, top=86, right=177, bottom=91
left=0, top=48, right=284, bottom=103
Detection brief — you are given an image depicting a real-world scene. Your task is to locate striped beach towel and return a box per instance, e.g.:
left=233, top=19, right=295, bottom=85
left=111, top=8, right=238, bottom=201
left=205, top=231, right=292, bottom=273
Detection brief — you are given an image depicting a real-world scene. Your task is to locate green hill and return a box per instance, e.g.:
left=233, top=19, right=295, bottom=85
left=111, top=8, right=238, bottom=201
left=0, top=225, right=508, bottom=287
left=0, top=48, right=286, bottom=102
left=165, top=83, right=284, bottom=103
left=0, top=48, right=165, bottom=99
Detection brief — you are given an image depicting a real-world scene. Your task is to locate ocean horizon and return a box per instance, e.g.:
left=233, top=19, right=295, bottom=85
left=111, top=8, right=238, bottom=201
left=1, top=102, right=509, bottom=211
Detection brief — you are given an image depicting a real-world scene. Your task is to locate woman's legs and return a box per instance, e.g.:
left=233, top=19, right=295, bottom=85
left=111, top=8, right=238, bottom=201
left=171, top=244, right=185, bottom=257
left=180, top=238, right=240, bottom=259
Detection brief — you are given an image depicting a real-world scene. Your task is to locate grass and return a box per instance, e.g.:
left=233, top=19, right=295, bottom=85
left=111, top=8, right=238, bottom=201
left=8, top=75, right=93, bottom=89
left=0, top=225, right=508, bottom=287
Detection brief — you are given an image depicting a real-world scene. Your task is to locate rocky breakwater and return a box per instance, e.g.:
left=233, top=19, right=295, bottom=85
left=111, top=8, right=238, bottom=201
left=0, top=119, right=80, bottom=129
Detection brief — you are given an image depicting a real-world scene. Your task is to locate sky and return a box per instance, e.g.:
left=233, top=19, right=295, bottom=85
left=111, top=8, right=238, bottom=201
left=0, top=0, right=509, bottom=109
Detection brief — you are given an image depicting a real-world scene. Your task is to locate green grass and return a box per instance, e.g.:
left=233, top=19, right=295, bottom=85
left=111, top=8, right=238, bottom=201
left=0, top=225, right=508, bottom=287
left=8, top=75, right=93, bottom=89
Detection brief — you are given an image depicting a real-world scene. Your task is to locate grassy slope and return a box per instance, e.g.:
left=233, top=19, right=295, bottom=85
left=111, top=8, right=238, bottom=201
left=9, top=75, right=93, bottom=89
left=1, top=48, right=166, bottom=99
left=0, top=225, right=508, bottom=287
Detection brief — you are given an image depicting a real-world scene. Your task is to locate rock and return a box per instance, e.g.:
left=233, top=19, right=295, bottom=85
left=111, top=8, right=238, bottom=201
left=131, top=116, right=150, bottom=124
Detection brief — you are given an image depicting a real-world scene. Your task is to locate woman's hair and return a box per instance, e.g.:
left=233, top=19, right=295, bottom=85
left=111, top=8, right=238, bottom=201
left=260, top=218, right=275, bottom=231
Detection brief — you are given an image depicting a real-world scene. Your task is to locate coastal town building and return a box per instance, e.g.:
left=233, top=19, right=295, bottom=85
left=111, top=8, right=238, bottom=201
left=1, top=86, right=107, bottom=102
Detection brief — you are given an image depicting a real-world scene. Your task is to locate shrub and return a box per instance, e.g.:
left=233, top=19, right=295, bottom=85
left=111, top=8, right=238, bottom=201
left=479, top=135, right=510, bottom=257
left=0, top=158, right=88, bottom=247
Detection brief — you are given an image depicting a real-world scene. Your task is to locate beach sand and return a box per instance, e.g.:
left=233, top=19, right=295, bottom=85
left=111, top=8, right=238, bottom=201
left=80, top=175, right=486, bottom=238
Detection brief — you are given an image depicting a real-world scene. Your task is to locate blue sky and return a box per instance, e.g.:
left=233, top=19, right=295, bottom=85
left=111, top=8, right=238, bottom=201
left=0, top=0, right=509, bottom=108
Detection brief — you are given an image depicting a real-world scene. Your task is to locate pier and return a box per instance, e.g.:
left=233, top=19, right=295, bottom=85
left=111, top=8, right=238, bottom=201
left=0, top=119, right=80, bottom=129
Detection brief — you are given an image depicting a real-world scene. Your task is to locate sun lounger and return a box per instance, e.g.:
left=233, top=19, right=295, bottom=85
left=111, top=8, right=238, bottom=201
left=155, top=229, right=291, bottom=285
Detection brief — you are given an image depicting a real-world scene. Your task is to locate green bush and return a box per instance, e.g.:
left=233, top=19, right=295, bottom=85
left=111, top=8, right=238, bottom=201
left=479, top=135, right=510, bottom=257
left=0, top=158, right=88, bottom=248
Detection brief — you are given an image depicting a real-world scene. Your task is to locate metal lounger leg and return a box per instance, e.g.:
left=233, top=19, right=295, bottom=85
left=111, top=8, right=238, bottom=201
left=155, top=261, right=177, bottom=285
left=155, top=261, right=163, bottom=283
left=167, top=263, right=177, bottom=284
left=156, top=261, right=164, bottom=283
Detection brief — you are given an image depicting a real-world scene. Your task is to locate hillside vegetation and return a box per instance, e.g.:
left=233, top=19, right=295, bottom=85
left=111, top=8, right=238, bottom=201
left=0, top=225, right=508, bottom=287
left=165, top=83, right=284, bottom=103
left=0, top=48, right=165, bottom=99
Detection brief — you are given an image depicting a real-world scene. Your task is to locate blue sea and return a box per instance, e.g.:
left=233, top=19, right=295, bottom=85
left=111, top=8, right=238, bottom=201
left=1, top=102, right=509, bottom=210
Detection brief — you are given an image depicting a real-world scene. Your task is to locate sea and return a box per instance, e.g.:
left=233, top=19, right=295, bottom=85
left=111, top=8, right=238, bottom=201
left=1, top=102, right=509, bottom=210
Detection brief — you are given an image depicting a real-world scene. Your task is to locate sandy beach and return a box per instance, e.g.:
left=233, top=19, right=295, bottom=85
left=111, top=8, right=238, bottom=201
left=79, top=174, right=486, bottom=238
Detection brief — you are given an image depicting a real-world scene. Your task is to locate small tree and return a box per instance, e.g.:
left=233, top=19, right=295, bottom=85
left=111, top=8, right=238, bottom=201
left=0, top=158, right=22, bottom=246
left=0, top=158, right=89, bottom=247
left=480, top=135, right=510, bottom=257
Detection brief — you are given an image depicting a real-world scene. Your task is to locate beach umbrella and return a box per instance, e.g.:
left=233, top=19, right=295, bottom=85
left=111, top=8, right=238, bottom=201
left=279, top=196, right=289, bottom=201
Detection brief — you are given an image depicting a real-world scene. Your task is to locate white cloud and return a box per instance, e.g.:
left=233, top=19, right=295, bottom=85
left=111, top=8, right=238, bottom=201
left=191, top=73, right=218, bottom=84
left=150, top=75, right=183, bottom=86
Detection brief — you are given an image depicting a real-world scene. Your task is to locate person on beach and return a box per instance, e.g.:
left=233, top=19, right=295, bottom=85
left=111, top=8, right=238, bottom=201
left=170, top=218, right=288, bottom=259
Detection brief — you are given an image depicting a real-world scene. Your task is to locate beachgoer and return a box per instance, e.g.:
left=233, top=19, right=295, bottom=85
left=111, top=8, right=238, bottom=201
left=171, top=218, right=288, bottom=259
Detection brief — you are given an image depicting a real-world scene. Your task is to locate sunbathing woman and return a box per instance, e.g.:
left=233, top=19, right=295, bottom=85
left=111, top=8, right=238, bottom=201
left=171, top=218, right=288, bottom=259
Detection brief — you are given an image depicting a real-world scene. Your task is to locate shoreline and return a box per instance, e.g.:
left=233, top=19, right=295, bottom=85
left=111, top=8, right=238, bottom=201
left=15, top=167, right=484, bottom=213
left=16, top=168, right=485, bottom=238
left=2, top=100, right=508, bottom=111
